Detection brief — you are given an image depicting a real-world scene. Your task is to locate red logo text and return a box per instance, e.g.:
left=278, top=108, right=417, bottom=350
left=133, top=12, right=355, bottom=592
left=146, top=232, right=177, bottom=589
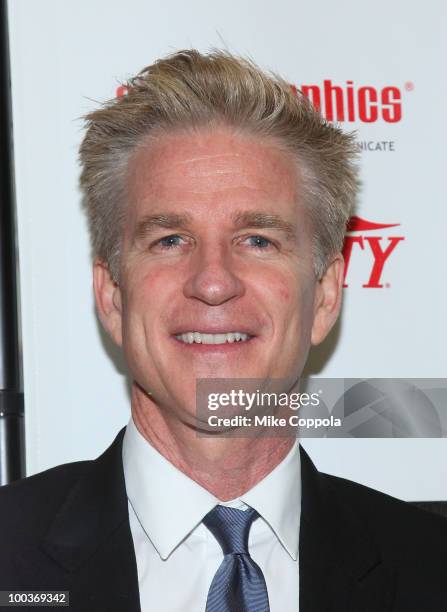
left=343, top=216, right=404, bottom=288
left=292, top=81, right=403, bottom=123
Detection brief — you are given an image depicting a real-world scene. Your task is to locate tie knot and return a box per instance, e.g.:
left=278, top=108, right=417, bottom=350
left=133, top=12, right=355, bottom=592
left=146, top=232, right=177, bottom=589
left=203, top=505, right=259, bottom=555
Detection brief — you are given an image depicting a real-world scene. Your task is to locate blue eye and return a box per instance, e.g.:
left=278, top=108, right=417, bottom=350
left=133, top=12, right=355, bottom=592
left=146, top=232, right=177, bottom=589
left=158, top=234, right=183, bottom=249
left=247, top=235, right=272, bottom=249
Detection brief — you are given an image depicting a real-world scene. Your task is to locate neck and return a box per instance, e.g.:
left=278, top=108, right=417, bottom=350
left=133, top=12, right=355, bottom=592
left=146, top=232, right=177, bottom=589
left=131, top=383, right=295, bottom=501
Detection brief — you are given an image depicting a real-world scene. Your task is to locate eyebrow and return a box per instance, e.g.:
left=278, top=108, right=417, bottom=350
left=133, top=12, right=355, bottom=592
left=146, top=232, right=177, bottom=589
left=231, top=211, right=297, bottom=241
left=133, top=210, right=298, bottom=242
left=134, top=213, right=194, bottom=241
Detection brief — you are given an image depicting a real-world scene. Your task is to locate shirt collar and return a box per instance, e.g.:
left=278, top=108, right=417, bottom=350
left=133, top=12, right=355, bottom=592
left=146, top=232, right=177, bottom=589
left=122, top=417, right=219, bottom=560
left=122, top=417, right=301, bottom=561
left=238, top=439, right=301, bottom=560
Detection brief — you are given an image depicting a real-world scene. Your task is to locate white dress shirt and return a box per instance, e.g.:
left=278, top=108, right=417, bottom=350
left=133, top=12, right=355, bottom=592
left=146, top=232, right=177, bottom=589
left=122, top=417, right=301, bottom=611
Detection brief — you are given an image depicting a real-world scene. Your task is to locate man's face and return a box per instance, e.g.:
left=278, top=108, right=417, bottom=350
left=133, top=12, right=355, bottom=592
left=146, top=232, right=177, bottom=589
left=94, top=127, right=343, bottom=424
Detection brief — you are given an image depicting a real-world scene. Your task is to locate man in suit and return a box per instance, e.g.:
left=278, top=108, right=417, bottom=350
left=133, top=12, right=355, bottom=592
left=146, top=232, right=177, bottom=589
left=1, top=49, right=447, bottom=611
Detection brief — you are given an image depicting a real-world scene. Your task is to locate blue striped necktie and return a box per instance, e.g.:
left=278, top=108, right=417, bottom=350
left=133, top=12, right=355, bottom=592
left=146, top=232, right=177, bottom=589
left=202, top=505, right=270, bottom=612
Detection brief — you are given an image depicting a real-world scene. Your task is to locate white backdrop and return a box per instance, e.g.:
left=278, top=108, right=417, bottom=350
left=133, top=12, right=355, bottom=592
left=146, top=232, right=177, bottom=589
left=7, top=0, right=447, bottom=499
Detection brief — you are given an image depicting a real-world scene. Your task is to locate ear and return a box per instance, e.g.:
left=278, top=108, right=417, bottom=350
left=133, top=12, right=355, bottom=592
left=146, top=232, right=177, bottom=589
left=311, top=253, right=344, bottom=346
left=93, top=258, right=123, bottom=347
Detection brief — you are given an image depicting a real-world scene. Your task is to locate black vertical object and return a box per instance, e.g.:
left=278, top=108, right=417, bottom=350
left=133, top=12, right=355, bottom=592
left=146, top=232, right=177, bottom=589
left=0, top=0, right=25, bottom=485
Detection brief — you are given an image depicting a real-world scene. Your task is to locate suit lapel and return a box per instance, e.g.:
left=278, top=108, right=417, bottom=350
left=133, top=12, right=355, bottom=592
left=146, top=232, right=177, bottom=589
left=299, top=445, right=396, bottom=612
left=40, top=427, right=141, bottom=612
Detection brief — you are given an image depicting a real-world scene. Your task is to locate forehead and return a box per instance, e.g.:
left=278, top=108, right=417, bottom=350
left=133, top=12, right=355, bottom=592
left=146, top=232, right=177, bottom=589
left=126, top=127, right=301, bottom=219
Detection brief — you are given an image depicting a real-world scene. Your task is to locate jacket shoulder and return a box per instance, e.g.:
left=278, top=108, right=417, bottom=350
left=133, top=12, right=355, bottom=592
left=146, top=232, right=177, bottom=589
left=323, top=471, right=447, bottom=562
left=0, top=460, right=91, bottom=546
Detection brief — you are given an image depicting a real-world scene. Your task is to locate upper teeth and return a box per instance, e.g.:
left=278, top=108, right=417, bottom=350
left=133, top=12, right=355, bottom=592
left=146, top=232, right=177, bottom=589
left=175, top=332, right=250, bottom=344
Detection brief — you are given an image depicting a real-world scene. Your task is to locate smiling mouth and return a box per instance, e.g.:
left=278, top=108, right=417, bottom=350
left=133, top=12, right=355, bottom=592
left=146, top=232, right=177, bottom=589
left=174, top=331, right=253, bottom=345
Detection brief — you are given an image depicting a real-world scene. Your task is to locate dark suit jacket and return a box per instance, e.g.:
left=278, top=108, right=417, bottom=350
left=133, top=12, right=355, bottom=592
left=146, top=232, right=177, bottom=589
left=1, top=427, right=447, bottom=611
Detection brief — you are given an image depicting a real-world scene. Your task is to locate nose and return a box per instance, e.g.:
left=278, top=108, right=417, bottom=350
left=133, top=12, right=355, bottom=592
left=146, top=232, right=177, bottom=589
left=183, top=241, right=245, bottom=306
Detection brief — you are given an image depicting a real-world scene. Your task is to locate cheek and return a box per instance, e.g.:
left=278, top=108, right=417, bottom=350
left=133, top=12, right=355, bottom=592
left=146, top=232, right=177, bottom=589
left=272, top=274, right=316, bottom=333
left=126, top=266, right=173, bottom=308
left=119, top=274, right=160, bottom=346
left=256, top=274, right=299, bottom=338
left=269, top=270, right=300, bottom=307
left=256, top=268, right=295, bottom=304
left=277, top=280, right=291, bottom=302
